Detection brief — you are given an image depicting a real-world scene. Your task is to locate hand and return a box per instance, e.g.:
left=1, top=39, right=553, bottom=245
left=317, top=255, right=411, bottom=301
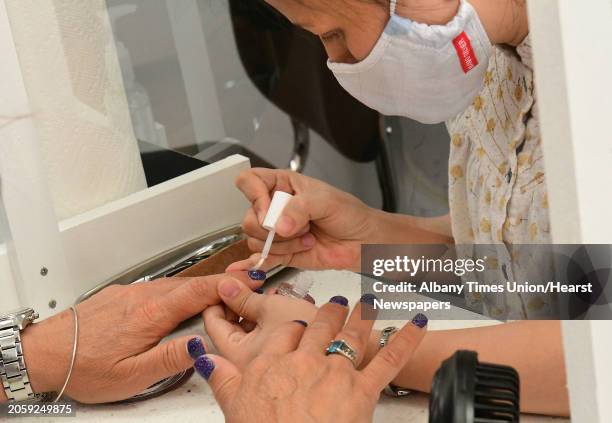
left=20, top=273, right=262, bottom=404
left=204, top=277, right=318, bottom=370
left=229, top=168, right=381, bottom=272
left=196, top=293, right=428, bottom=423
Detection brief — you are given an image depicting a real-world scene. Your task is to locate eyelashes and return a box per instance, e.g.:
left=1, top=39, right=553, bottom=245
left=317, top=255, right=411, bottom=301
left=320, top=30, right=342, bottom=42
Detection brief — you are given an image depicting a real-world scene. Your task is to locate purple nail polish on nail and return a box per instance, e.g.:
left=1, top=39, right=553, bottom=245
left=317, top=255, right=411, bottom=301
left=194, top=355, right=215, bottom=380
left=187, top=338, right=205, bottom=360
left=329, top=296, right=349, bottom=307
left=254, top=287, right=264, bottom=294
left=411, top=313, right=428, bottom=328
left=293, top=320, right=308, bottom=327
left=248, top=270, right=267, bottom=281
left=360, top=294, right=377, bottom=306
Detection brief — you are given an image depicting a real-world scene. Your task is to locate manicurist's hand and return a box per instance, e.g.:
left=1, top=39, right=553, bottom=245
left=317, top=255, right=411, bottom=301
left=196, top=289, right=428, bottom=423
left=229, top=168, right=380, bottom=272
left=19, top=273, right=262, bottom=404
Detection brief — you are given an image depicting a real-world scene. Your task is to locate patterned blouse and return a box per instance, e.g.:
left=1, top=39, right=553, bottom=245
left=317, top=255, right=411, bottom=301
left=446, top=36, right=557, bottom=319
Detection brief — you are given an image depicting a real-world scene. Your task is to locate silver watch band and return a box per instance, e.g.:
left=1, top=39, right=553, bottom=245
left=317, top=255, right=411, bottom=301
left=0, top=327, right=36, bottom=401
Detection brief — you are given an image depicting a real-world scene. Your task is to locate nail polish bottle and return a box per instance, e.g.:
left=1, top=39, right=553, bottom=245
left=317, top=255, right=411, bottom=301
left=276, top=278, right=314, bottom=300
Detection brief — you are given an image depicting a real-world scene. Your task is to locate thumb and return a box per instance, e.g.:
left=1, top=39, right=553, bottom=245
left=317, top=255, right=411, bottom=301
left=132, top=335, right=206, bottom=387
left=218, top=276, right=265, bottom=322
left=274, top=194, right=330, bottom=238
left=194, top=354, right=241, bottom=411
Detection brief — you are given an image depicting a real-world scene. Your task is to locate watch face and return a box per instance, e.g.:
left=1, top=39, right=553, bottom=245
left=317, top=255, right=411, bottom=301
left=0, top=307, right=38, bottom=329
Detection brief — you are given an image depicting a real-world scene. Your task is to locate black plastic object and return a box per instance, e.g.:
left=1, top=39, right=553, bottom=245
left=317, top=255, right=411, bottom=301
left=429, top=350, right=520, bottom=423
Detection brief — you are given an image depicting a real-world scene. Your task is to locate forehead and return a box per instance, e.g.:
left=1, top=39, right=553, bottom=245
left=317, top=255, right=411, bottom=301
left=265, top=0, right=340, bottom=28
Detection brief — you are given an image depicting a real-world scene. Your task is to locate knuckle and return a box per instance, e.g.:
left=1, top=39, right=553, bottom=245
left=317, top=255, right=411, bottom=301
left=234, top=171, right=250, bottom=189
left=215, top=373, right=241, bottom=404
left=309, top=320, right=334, bottom=334
left=340, top=328, right=363, bottom=344
left=139, top=299, right=163, bottom=325
left=247, top=237, right=262, bottom=252
left=159, top=344, right=183, bottom=374
left=377, top=346, right=405, bottom=369
left=242, top=217, right=260, bottom=236
left=186, top=278, right=211, bottom=299
left=237, top=292, right=254, bottom=316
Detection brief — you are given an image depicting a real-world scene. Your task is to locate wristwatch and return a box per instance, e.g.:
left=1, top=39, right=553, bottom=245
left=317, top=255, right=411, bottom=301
left=379, top=326, right=412, bottom=397
left=0, top=308, right=39, bottom=401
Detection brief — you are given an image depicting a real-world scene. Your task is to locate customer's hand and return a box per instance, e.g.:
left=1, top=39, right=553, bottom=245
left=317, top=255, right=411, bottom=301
left=228, top=168, right=381, bottom=272
left=195, top=287, right=428, bottom=423
left=20, top=273, right=262, bottom=404
left=204, top=278, right=318, bottom=370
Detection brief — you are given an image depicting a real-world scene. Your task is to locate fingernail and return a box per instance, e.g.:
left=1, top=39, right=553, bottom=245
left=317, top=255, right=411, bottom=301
left=301, top=233, right=316, bottom=248
left=329, top=295, right=349, bottom=307
left=276, top=215, right=295, bottom=235
left=187, top=337, right=206, bottom=360
left=254, top=287, right=264, bottom=294
left=411, top=313, right=428, bottom=329
left=219, top=279, right=241, bottom=298
left=360, top=293, right=377, bottom=306
left=194, top=355, right=215, bottom=380
left=293, top=320, right=308, bottom=327
left=248, top=270, right=267, bottom=281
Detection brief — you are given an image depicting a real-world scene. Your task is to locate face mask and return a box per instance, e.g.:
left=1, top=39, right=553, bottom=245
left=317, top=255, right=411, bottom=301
left=327, top=0, right=492, bottom=124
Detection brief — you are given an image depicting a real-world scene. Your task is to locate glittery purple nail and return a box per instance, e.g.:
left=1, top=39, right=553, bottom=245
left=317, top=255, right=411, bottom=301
left=248, top=270, right=267, bottom=281
left=254, top=287, right=264, bottom=294
left=411, top=313, right=428, bottom=329
left=360, top=293, right=377, bottom=306
left=194, top=355, right=215, bottom=380
left=187, top=338, right=205, bottom=360
left=329, top=296, right=349, bottom=307
left=293, top=320, right=308, bottom=327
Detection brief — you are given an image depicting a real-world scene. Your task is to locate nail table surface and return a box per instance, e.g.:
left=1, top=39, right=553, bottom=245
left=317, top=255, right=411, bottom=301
left=21, top=270, right=569, bottom=423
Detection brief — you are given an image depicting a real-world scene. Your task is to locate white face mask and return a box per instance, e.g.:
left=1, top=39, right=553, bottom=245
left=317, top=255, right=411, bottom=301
left=327, top=0, right=492, bottom=124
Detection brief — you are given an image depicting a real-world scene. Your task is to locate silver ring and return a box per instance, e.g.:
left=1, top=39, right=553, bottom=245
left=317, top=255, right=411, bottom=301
left=326, top=339, right=358, bottom=367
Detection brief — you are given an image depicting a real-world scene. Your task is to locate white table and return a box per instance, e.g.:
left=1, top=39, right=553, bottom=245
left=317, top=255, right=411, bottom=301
left=26, top=269, right=569, bottom=422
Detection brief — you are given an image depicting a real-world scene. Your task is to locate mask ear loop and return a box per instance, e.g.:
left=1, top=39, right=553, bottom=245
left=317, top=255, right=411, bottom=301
left=389, top=0, right=397, bottom=16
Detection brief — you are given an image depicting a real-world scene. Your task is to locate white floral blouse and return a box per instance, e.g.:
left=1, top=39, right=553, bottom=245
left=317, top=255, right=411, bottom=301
left=446, top=36, right=557, bottom=319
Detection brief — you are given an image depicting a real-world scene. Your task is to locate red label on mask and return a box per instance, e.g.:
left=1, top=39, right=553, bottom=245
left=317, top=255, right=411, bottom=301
left=453, top=32, right=478, bottom=73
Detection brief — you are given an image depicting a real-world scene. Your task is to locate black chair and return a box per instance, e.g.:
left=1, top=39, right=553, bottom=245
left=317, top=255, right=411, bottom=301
left=228, top=0, right=397, bottom=212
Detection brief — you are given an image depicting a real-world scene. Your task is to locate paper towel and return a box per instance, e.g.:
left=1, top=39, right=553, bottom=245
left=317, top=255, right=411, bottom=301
left=4, top=0, right=147, bottom=220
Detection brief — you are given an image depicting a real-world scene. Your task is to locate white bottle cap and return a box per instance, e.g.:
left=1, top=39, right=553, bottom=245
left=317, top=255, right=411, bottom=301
left=262, top=191, right=293, bottom=231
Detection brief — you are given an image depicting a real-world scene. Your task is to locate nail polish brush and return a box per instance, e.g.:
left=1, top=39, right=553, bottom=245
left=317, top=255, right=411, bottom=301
left=252, top=191, right=293, bottom=270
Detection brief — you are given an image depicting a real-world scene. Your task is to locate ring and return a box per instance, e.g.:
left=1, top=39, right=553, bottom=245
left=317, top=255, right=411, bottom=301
left=326, top=339, right=358, bottom=367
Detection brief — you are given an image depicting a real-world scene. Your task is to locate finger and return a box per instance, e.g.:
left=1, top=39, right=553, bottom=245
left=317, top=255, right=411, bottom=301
left=242, top=207, right=311, bottom=243
left=274, top=193, right=331, bottom=238
left=130, top=335, right=207, bottom=389
left=217, top=276, right=266, bottom=322
left=203, top=304, right=246, bottom=357
left=241, top=207, right=270, bottom=240
left=194, top=354, right=242, bottom=411
left=247, top=233, right=316, bottom=256
left=142, top=274, right=262, bottom=329
left=235, top=170, right=274, bottom=224
left=361, top=314, right=428, bottom=394
left=298, top=296, right=350, bottom=355
left=329, top=295, right=378, bottom=368
left=225, top=253, right=289, bottom=273
left=260, top=320, right=307, bottom=355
